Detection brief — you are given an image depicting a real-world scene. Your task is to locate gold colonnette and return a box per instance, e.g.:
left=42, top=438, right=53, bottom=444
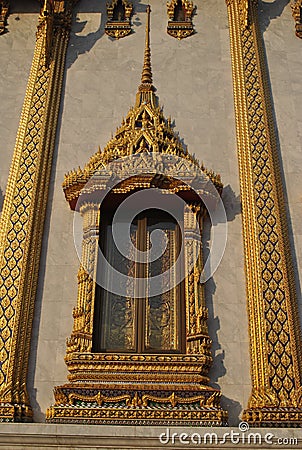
left=47, top=6, right=227, bottom=425
left=226, top=0, right=302, bottom=426
left=0, top=0, right=77, bottom=422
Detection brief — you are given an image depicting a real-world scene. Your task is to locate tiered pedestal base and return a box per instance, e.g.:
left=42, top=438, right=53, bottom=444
left=46, top=353, right=227, bottom=426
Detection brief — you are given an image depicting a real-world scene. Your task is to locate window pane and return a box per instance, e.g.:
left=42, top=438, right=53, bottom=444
left=100, top=223, right=137, bottom=351
left=145, top=217, right=180, bottom=351
left=96, top=206, right=183, bottom=354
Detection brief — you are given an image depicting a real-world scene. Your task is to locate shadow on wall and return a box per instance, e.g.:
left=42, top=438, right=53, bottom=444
left=203, top=185, right=242, bottom=426
left=259, top=0, right=289, bottom=33
left=66, top=0, right=106, bottom=69
left=66, top=0, right=147, bottom=69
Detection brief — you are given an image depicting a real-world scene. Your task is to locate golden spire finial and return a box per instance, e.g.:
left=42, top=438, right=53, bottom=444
left=140, top=5, right=153, bottom=86
left=136, top=5, right=157, bottom=107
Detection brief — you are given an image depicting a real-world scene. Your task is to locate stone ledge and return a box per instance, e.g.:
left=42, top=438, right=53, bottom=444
left=0, top=424, right=301, bottom=449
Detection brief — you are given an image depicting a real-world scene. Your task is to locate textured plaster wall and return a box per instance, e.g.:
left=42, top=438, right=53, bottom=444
left=261, top=1, right=302, bottom=319
left=28, top=0, right=249, bottom=425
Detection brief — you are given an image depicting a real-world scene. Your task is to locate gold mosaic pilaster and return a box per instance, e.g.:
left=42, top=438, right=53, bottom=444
left=0, top=1, right=75, bottom=422
left=66, top=203, right=100, bottom=355
left=226, top=0, right=302, bottom=426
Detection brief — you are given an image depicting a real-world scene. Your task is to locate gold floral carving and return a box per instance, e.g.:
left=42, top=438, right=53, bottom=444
left=0, top=1, right=76, bottom=422
left=166, top=0, right=195, bottom=40
left=47, top=6, right=227, bottom=426
left=291, top=0, right=302, bottom=38
left=226, top=0, right=302, bottom=426
left=0, top=0, right=9, bottom=34
left=105, top=0, right=133, bottom=39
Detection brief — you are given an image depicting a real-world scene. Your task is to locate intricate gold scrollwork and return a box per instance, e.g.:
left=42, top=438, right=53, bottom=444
left=166, top=0, right=195, bottom=40
left=291, top=0, right=302, bottom=38
left=105, top=0, right=133, bottom=39
left=226, top=0, right=302, bottom=426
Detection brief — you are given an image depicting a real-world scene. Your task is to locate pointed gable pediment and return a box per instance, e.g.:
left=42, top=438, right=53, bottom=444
left=63, top=5, right=221, bottom=207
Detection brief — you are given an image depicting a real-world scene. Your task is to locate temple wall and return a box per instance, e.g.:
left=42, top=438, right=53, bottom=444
left=1, top=0, right=300, bottom=429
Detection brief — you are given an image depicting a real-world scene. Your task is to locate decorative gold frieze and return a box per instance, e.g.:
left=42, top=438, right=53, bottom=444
left=226, top=0, right=302, bottom=426
left=166, top=0, right=195, bottom=39
left=291, top=0, right=302, bottom=38
left=0, top=0, right=76, bottom=422
left=47, top=6, right=226, bottom=426
left=105, top=0, right=133, bottom=39
left=0, top=0, right=9, bottom=35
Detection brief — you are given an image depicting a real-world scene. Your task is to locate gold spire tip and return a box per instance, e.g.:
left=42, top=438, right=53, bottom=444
left=140, top=4, right=153, bottom=88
